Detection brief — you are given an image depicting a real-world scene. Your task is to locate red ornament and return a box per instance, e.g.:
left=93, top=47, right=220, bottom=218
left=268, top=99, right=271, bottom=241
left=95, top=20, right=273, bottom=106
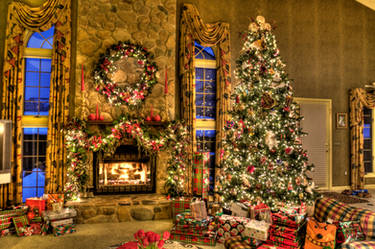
left=247, top=165, right=255, bottom=174
left=88, top=114, right=96, bottom=120
left=285, top=147, right=293, bottom=154
left=153, top=115, right=161, bottom=122
left=145, top=116, right=152, bottom=122
left=99, top=115, right=104, bottom=121
left=236, top=95, right=240, bottom=103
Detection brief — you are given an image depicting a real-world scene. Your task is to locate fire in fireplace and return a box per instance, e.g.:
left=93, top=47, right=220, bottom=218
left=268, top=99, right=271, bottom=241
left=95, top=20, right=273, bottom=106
left=94, top=144, right=156, bottom=194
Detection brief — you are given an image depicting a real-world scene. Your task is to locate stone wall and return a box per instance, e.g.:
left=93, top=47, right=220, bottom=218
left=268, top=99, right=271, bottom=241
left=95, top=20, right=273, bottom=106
left=75, top=0, right=176, bottom=194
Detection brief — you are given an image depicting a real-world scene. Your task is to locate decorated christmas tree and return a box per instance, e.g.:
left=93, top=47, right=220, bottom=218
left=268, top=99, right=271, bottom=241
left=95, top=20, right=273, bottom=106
left=218, top=16, right=318, bottom=210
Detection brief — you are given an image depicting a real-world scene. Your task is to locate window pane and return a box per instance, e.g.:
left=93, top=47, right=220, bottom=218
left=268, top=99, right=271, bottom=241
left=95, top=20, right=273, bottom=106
left=38, top=128, right=48, bottom=137
left=37, top=187, right=45, bottom=197
left=26, top=58, right=40, bottom=72
left=40, top=87, right=50, bottom=101
left=364, top=108, right=372, bottom=115
left=40, top=25, right=54, bottom=40
left=365, top=162, right=373, bottom=173
left=40, top=73, right=51, bottom=87
left=206, top=108, right=216, bottom=119
left=40, top=59, right=51, bottom=72
left=196, top=81, right=204, bottom=93
left=24, top=103, right=39, bottom=116
left=364, top=151, right=372, bottom=161
left=364, top=116, right=372, bottom=124
left=196, top=94, right=204, bottom=106
left=22, top=187, right=37, bottom=202
left=23, top=141, right=37, bottom=156
left=363, top=128, right=371, bottom=138
left=24, top=128, right=38, bottom=140
left=204, top=81, right=216, bottom=93
left=27, top=33, right=44, bottom=48
left=39, top=104, right=49, bottom=115
left=23, top=171, right=36, bottom=187
left=205, top=69, right=216, bottom=80
left=39, top=142, right=47, bottom=156
left=25, top=72, right=39, bottom=87
left=205, top=94, right=216, bottom=106
left=195, top=68, right=204, bottom=80
left=25, top=87, right=39, bottom=101
left=37, top=157, right=46, bottom=171
left=41, top=41, right=52, bottom=49
left=364, top=139, right=372, bottom=149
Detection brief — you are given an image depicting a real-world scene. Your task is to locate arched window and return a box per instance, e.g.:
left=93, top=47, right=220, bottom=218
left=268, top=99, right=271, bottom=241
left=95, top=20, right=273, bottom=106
left=194, top=41, right=217, bottom=193
left=22, top=25, right=54, bottom=201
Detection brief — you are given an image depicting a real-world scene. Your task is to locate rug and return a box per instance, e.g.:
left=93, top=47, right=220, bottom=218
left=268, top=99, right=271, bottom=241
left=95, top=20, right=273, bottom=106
left=321, top=192, right=369, bottom=204
left=108, top=240, right=204, bottom=249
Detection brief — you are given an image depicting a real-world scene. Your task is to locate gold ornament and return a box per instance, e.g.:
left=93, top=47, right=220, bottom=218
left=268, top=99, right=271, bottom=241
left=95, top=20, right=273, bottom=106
left=261, top=92, right=276, bottom=109
left=299, top=193, right=304, bottom=199
left=264, top=23, right=272, bottom=31
left=250, top=39, right=264, bottom=50
left=249, top=22, right=259, bottom=32
left=256, top=15, right=266, bottom=24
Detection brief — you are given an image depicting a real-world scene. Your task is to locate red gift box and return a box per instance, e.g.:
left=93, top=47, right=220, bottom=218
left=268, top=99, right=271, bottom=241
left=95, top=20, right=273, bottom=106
left=26, top=198, right=46, bottom=215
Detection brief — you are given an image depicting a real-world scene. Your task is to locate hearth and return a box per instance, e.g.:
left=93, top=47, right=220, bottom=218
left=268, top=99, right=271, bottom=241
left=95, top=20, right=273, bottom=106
left=93, top=144, right=156, bottom=194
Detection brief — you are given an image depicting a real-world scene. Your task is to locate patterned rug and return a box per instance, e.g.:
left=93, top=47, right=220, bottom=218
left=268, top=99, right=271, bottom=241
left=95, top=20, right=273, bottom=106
left=321, top=192, right=369, bottom=204
left=108, top=240, right=203, bottom=249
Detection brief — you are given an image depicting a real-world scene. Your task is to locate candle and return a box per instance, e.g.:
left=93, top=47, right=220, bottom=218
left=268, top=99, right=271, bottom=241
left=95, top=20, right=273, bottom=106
left=96, top=103, right=99, bottom=120
left=164, top=66, right=168, bottom=94
left=81, top=65, right=85, bottom=92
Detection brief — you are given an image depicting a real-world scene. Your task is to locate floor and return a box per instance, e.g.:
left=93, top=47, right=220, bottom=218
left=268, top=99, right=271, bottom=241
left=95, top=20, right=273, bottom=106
left=0, top=220, right=225, bottom=249
left=344, top=188, right=375, bottom=211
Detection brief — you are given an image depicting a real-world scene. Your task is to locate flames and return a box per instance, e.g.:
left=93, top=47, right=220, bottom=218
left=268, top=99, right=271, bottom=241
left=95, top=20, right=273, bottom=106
left=99, top=162, right=149, bottom=185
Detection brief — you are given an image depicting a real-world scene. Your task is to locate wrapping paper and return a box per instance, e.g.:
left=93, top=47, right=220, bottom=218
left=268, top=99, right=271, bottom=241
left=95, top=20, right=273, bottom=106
left=257, top=243, right=285, bottom=249
left=193, top=152, right=210, bottom=198
left=52, top=223, right=76, bottom=236
left=175, top=212, right=213, bottom=227
left=25, top=198, right=46, bottom=214
left=46, top=194, right=64, bottom=211
left=224, top=236, right=261, bottom=249
left=243, top=219, right=270, bottom=241
left=0, top=221, right=11, bottom=230
left=51, top=218, right=74, bottom=227
left=30, top=223, right=42, bottom=235
left=265, top=239, right=299, bottom=249
left=231, top=202, right=249, bottom=218
left=339, top=221, right=365, bottom=244
left=278, top=205, right=306, bottom=224
left=42, top=208, right=77, bottom=221
left=190, top=199, right=207, bottom=219
left=250, top=203, right=272, bottom=223
left=171, top=225, right=214, bottom=237
left=341, top=241, right=375, bottom=249
left=0, top=228, right=12, bottom=237
left=0, top=207, right=28, bottom=219
left=216, top=214, right=251, bottom=243
left=12, top=215, right=29, bottom=237
left=170, top=228, right=216, bottom=246
left=171, top=197, right=192, bottom=221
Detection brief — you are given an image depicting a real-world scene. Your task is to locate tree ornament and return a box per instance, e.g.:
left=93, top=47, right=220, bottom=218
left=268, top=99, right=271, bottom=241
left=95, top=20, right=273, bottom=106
left=248, top=22, right=259, bottom=32
left=261, top=92, right=276, bottom=109
left=256, top=15, right=266, bottom=24
left=265, top=130, right=278, bottom=149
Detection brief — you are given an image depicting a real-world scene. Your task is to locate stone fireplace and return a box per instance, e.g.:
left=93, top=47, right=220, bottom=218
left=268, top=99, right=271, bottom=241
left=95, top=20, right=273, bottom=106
left=94, top=145, right=156, bottom=194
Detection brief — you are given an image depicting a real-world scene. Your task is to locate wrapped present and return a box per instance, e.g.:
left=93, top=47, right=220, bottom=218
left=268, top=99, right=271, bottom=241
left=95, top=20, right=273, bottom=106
left=52, top=223, right=76, bottom=236
left=250, top=203, right=272, bottom=223
left=338, top=220, right=365, bottom=244
left=172, top=225, right=214, bottom=237
left=12, top=215, right=29, bottom=237
left=243, top=219, right=270, bottom=241
left=30, top=223, right=42, bottom=235
left=0, top=206, right=28, bottom=219
left=0, top=221, right=12, bottom=230
left=192, top=152, right=210, bottom=198
left=216, top=214, right=251, bottom=243
left=42, top=207, right=77, bottom=221
left=171, top=197, right=192, bottom=221
left=26, top=198, right=46, bottom=215
left=51, top=218, right=74, bottom=227
left=272, top=212, right=302, bottom=228
left=190, top=198, right=207, bottom=219
left=41, top=222, right=50, bottom=236
left=29, top=216, right=43, bottom=223
left=207, top=202, right=222, bottom=216
left=0, top=228, right=12, bottom=237
left=175, top=212, right=214, bottom=228
left=52, top=202, right=63, bottom=212
left=45, top=194, right=64, bottom=210
left=231, top=202, right=249, bottom=218
left=304, top=218, right=336, bottom=249
left=269, top=234, right=301, bottom=248
left=257, top=242, right=285, bottom=249
left=170, top=227, right=216, bottom=246
left=224, top=236, right=261, bottom=249
left=278, top=204, right=306, bottom=224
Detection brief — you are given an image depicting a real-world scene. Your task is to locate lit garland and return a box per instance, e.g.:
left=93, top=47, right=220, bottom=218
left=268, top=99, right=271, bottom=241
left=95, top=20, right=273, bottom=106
left=64, top=116, right=191, bottom=201
left=217, top=16, right=319, bottom=210
left=93, top=41, right=158, bottom=107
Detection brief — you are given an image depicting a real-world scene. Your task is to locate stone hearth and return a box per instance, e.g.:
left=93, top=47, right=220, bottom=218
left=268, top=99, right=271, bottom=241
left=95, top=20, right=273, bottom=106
left=65, top=194, right=171, bottom=224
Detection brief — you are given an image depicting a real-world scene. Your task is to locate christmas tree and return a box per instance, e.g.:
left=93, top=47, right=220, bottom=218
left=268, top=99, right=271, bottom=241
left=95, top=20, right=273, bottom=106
left=218, top=16, right=318, bottom=210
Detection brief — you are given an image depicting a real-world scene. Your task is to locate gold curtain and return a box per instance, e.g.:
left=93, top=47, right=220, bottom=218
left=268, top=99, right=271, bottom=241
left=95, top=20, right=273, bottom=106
left=0, top=0, right=71, bottom=207
left=180, top=4, right=231, bottom=196
left=349, top=88, right=375, bottom=190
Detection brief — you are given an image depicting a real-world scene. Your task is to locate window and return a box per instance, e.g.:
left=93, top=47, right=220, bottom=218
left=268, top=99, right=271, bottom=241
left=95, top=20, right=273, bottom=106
left=364, top=107, right=373, bottom=174
left=194, top=41, right=217, bottom=193
left=22, top=25, right=54, bottom=201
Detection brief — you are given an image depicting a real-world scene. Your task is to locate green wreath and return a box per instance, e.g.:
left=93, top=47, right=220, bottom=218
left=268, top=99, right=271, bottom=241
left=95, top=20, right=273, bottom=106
left=93, top=41, right=158, bottom=107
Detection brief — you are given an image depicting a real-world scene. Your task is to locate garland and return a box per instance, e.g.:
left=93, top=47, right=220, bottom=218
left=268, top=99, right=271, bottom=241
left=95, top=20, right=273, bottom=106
left=64, top=116, right=190, bottom=201
left=93, top=41, right=158, bottom=107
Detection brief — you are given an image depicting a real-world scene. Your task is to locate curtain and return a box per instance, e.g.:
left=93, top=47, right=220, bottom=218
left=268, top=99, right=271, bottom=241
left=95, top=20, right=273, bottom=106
left=349, top=88, right=375, bottom=190
left=0, top=0, right=71, bottom=207
left=180, top=4, right=231, bottom=196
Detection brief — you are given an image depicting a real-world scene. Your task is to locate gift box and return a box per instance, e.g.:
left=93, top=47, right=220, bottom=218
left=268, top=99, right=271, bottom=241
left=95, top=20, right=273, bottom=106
left=0, top=206, right=28, bottom=219
left=250, top=203, right=272, bottom=223
left=190, top=198, right=207, bottom=219
left=170, top=227, right=216, bottom=246
left=30, top=223, right=42, bottom=235
left=336, top=220, right=365, bottom=245
left=243, top=219, right=270, bottom=241
left=52, top=223, right=76, bottom=236
left=51, top=218, right=74, bottom=227
left=45, top=194, right=64, bottom=210
left=207, top=202, right=222, bottom=216
left=216, top=214, right=251, bottom=243
left=224, top=236, right=261, bottom=249
left=258, top=242, right=289, bottom=249
left=42, top=207, right=77, bottom=221
left=231, top=202, right=249, bottom=218
left=0, top=228, right=12, bottom=237
left=12, top=215, right=29, bottom=237
left=192, top=152, right=210, bottom=198
left=41, top=222, right=50, bottom=236
left=171, top=197, right=192, bottom=221
left=172, top=225, right=214, bottom=237
left=26, top=198, right=46, bottom=215
left=175, top=212, right=214, bottom=227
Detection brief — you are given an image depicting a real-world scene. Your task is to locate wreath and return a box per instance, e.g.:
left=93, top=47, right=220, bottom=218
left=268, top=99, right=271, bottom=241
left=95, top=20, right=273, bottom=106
left=93, top=41, right=158, bottom=107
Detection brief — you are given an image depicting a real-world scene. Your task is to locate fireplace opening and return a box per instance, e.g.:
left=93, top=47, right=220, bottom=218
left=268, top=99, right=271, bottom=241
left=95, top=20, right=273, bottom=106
left=94, top=144, right=156, bottom=194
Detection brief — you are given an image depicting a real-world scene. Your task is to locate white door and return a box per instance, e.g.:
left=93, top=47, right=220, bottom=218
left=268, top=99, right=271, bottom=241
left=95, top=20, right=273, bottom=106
left=295, top=98, right=332, bottom=189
